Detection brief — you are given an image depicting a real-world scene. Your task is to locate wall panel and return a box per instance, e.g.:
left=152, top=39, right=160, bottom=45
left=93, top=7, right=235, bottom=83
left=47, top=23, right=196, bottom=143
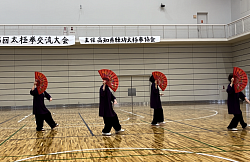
left=0, top=43, right=233, bottom=107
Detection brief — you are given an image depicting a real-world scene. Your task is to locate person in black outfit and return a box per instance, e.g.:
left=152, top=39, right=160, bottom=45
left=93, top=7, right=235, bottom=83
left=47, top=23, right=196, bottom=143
left=99, top=79, right=124, bottom=136
left=227, top=74, right=250, bottom=131
left=149, top=75, right=165, bottom=126
left=30, top=80, right=58, bottom=131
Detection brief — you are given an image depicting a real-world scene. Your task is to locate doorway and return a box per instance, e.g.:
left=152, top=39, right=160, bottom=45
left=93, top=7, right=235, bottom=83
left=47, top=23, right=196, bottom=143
left=197, top=12, right=208, bottom=38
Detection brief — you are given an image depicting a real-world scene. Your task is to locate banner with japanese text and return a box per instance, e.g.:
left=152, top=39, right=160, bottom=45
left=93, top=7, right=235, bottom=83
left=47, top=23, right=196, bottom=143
left=0, top=35, right=75, bottom=46
left=79, top=36, right=160, bottom=44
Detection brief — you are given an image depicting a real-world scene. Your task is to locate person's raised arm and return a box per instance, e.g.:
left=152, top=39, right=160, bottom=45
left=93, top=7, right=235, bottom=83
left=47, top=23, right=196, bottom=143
left=100, top=80, right=107, bottom=97
left=30, top=80, right=38, bottom=96
left=227, top=78, right=234, bottom=94
left=230, top=78, right=234, bottom=87
left=31, top=80, right=37, bottom=91
left=152, top=82, right=159, bottom=94
left=155, top=80, right=158, bottom=89
left=102, top=80, right=106, bottom=91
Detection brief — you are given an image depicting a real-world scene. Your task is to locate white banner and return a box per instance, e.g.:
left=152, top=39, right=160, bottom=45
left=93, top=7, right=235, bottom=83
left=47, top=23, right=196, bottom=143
left=79, top=36, right=160, bottom=44
left=0, top=35, right=75, bottom=46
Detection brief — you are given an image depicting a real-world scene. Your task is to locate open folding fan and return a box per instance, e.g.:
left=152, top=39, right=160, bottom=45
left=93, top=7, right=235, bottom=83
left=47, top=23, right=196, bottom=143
left=35, top=71, right=48, bottom=94
left=98, top=69, right=119, bottom=92
left=152, top=71, right=168, bottom=91
left=233, top=67, right=248, bottom=93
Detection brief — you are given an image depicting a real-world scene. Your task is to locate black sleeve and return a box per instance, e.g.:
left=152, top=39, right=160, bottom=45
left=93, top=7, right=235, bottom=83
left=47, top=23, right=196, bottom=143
left=111, top=92, right=116, bottom=102
left=100, top=85, right=106, bottom=97
left=239, top=92, right=246, bottom=101
left=226, top=84, right=234, bottom=94
left=44, top=91, right=51, bottom=100
left=30, top=88, right=38, bottom=96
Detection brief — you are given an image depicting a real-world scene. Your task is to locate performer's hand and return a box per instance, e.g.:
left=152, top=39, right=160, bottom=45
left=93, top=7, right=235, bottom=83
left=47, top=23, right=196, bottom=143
left=155, top=80, right=158, bottom=89
left=102, top=84, right=106, bottom=91
left=114, top=99, right=118, bottom=104
left=31, top=80, right=37, bottom=91
left=49, top=98, right=52, bottom=102
left=160, top=93, right=164, bottom=96
left=230, top=77, right=234, bottom=87
left=103, top=80, right=107, bottom=85
left=245, top=97, right=250, bottom=104
left=231, top=78, right=234, bottom=84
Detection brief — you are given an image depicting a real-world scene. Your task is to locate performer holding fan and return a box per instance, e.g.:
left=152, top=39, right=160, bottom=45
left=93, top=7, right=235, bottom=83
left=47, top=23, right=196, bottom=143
left=98, top=69, right=124, bottom=136
left=227, top=67, right=250, bottom=131
left=30, top=72, right=58, bottom=131
left=150, top=71, right=167, bottom=126
left=98, top=69, right=119, bottom=92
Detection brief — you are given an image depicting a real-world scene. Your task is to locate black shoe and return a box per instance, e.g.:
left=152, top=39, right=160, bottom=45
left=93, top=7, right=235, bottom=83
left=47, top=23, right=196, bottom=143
left=37, top=128, right=45, bottom=131
left=243, top=124, right=250, bottom=129
left=227, top=128, right=238, bottom=131
left=102, top=132, right=111, bottom=136
left=52, top=123, right=59, bottom=129
left=115, top=129, right=125, bottom=134
left=151, top=123, right=160, bottom=126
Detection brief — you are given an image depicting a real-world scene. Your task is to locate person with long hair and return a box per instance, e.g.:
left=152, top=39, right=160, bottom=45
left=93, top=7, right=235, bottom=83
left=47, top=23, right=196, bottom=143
left=149, top=75, right=165, bottom=126
left=99, top=78, right=124, bottom=135
left=30, top=80, right=58, bottom=131
left=227, top=73, right=250, bottom=131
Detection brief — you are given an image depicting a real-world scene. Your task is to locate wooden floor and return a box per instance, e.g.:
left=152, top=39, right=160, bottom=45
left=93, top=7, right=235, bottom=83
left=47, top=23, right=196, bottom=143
left=1, top=104, right=250, bottom=162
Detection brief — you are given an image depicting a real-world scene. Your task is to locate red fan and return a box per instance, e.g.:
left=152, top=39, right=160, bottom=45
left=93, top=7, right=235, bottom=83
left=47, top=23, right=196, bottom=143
left=152, top=71, right=168, bottom=91
left=35, top=72, right=48, bottom=95
left=233, top=67, right=248, bottom=93
left=98, top=69, right=119, bottom=92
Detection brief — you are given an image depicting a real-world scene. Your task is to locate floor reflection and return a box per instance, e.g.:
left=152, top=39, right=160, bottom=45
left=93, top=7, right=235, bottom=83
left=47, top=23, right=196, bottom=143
left=151, top=127, right=164, bottom=148
left=102, top=135, right=122, bottom=157
left=227, top=129, right=248, bottom=147
left=34, top=130, right=58, bottom=155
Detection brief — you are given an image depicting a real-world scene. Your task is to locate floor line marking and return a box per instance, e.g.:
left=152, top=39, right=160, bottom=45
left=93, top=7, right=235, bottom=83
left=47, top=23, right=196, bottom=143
left=137, top=109, right=218, bottom=122
left=138, top=110, right=218, bottom=131
left=2, top=144, right=249, bottom=159
left=64, top=117, right=130, bottom=125
left=0, top=124, right=26, bottom=147
left=0, top=122, right=150, bottom=129
left=14, top=147, right=238, bottom=162
left=141, top=119, right=226, bottom=152
left=0, top=145, right=240, bottom=158
left=18, top=113, right=32, bottom=123
left=120, top=109, right=144, bottom=118
left=166, top=110, right=218, bottom=132
left=78, top=112, right=94, bottom=136
left=165, top=119, right=214, bottom=132
left=0, top=115, right=20, bottom=125
left=183, top=110, right=218, bottom=120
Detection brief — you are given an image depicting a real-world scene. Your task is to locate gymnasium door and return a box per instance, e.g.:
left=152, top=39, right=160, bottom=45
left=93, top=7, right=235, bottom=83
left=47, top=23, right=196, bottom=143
left=197, top=13, right=208, bottom=38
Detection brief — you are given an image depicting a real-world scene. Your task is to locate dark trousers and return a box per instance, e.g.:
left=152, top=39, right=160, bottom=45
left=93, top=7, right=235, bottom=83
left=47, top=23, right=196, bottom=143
left=151, top=108, right=164, bottom=124
left=227, top=113, right=247, bottom=129
left=102, top=115, right=121, bottom=133
left=35, top=113, right=56, bottom=131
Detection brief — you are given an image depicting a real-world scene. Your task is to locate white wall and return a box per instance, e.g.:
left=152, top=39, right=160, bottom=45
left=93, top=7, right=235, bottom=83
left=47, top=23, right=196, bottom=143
left=232, top=39, right=250, bottom=71
left=231, top=0, right=250, bottom=21
left=0, top=43, right=232, bottom=107
left=232, top=39, right=250, bottom=96
left=0, top=0, right=231, bottom=24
